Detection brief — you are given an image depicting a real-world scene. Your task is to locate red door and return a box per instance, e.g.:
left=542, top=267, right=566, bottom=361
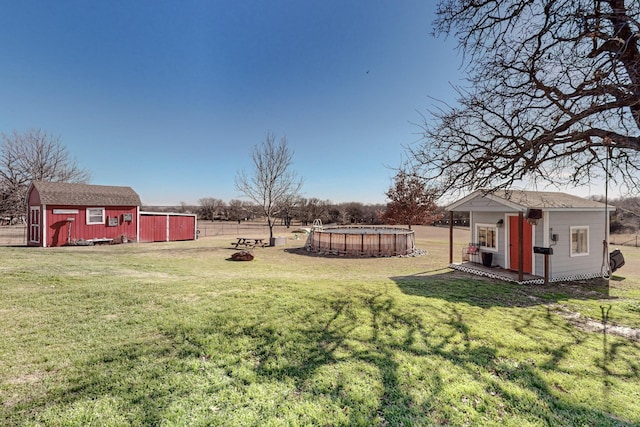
left=509, top=216, right=533, bottom=273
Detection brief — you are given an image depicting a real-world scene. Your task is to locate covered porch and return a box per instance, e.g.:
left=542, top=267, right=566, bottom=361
left=449, top=209, right=528, bottom=283
left=445, top=192, right=531, bottom=282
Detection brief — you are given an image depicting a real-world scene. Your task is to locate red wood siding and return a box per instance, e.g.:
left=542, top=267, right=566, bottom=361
left=44, top=205, right=138, bottom=247
left=139, top=215, right=168, bottom=242
left=169, top=215, right=196, bottom=241
left=139, top=213, right=197, bottom=242
left=28, top=186, right=41, bottom=205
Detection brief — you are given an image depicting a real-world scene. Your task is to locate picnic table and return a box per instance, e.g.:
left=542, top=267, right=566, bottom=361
left=232, top=237, right=267, bottom=249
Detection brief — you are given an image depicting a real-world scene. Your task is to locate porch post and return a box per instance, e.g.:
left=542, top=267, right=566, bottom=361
left=543, top=254, right=550, bottom=285
left=448, top=211, right=454, bottom=264
left=518, top=211, right=524, bottom=282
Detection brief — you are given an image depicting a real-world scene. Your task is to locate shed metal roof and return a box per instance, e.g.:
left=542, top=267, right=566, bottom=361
left=31, top=181, right=141, bottom=206
left=446, top=189, right=613, bottom=212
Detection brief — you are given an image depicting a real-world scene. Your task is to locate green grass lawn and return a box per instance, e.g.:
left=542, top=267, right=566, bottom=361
left=1, top=235, right=639, bottom=426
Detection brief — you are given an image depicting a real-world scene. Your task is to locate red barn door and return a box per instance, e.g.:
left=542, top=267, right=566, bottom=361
left=509, top=216, right=533, bottom=274
left=139, top=215, right=168, bottom=242
left=168, top=215, right=196, bottom=241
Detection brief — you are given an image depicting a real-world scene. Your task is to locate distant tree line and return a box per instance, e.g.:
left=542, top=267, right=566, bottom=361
left=144, top=195, right=640, bottom=234
left=594, top=196, right=640, bottom=234
left=146, top=198, right=389, bottom=227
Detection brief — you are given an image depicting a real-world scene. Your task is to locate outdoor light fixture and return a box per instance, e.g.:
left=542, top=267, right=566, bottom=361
left=526, top=208, right=542, bottom=226
left=496, top=219, right=504, bottom=228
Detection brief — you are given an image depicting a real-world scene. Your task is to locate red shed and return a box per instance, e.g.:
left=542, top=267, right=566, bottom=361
left=27, top=181, right=141, bottom=247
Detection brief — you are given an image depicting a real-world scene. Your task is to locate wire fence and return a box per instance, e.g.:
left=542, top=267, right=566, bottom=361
left=196, top=220, right=306, bottom=238
left=0, top=225, right=27, bottom=246
left=610, top=234, right=640, bottom=248
left=198, top=221, right=263, bottom=237
left=2, top=222, right=639, bottom=248
left=0, top=221, right=304, bottom=246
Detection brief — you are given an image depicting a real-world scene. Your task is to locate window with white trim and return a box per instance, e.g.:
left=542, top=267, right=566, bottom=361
left=86, top=208, right=105, bottom=225
left=476, top=224, right=498, bottom=251
left=570, top=226, right=589, bottom=256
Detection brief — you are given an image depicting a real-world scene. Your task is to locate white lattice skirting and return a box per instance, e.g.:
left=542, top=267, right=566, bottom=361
left=449, top=263, right=604, bottom=285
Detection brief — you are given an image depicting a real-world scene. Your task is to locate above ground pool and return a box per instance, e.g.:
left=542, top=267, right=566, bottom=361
left=305, top=226, right=415, bottom=257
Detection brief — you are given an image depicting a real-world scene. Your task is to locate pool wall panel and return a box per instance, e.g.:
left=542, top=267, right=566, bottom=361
left=306, top=227, right=415, bottom=256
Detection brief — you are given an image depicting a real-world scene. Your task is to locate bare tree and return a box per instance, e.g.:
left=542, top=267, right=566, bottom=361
left=296, top=197, right=330, bottom=225
left=327, top=206, right=342, bottom=224
left=226, top=199, right=252, bottom=223
left=198, top=197, right=225, bottom=220
left=342, top=202, right=364, bottom=224
left=178, top=202, right=188, bottom=213
left=235, top=132, right=303, bottom=241
left=410, top=0, right=640, bottom=194
left=379, top=170, right=443, bottom=229
left=275, top=195, right=298, bottom=228
left=1, top=129, right=90, bottom=219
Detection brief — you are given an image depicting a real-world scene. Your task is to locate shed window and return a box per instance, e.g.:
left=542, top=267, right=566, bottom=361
left=571, top=226, right=589, bottom=256
left=86, top=208, right=105, bottom=225
left=476, top=224, right=497, bottom=251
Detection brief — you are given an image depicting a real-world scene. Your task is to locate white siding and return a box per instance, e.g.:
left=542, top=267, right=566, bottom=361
left=471, top=209, right=607, bottom=279
left=546, top=211, right=607, bottom=280
left=533, top=218, right=546, bottom=276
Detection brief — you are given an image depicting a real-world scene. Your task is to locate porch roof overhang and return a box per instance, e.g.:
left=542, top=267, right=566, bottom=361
left=445, top=189, right=615, bottom=213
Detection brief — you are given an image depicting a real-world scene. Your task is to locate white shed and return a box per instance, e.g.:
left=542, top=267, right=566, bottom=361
left=446, top=190, right=615, bottom=284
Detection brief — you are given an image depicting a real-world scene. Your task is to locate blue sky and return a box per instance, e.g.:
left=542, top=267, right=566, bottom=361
left=1, top=1, right=466, bottom=205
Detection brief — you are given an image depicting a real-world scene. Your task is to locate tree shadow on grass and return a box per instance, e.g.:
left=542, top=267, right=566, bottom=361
left=11, top=285, right=637, bottom=426
left=227, top=290, right=637, bottom=425
left=392, top=268, right=614, bottom=308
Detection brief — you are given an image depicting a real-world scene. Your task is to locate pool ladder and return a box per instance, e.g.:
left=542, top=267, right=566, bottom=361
left=304, top=219, right=323, bottom=251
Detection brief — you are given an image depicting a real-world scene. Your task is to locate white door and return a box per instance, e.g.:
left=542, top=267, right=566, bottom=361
left=29, top=206, right=41, bottom=244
